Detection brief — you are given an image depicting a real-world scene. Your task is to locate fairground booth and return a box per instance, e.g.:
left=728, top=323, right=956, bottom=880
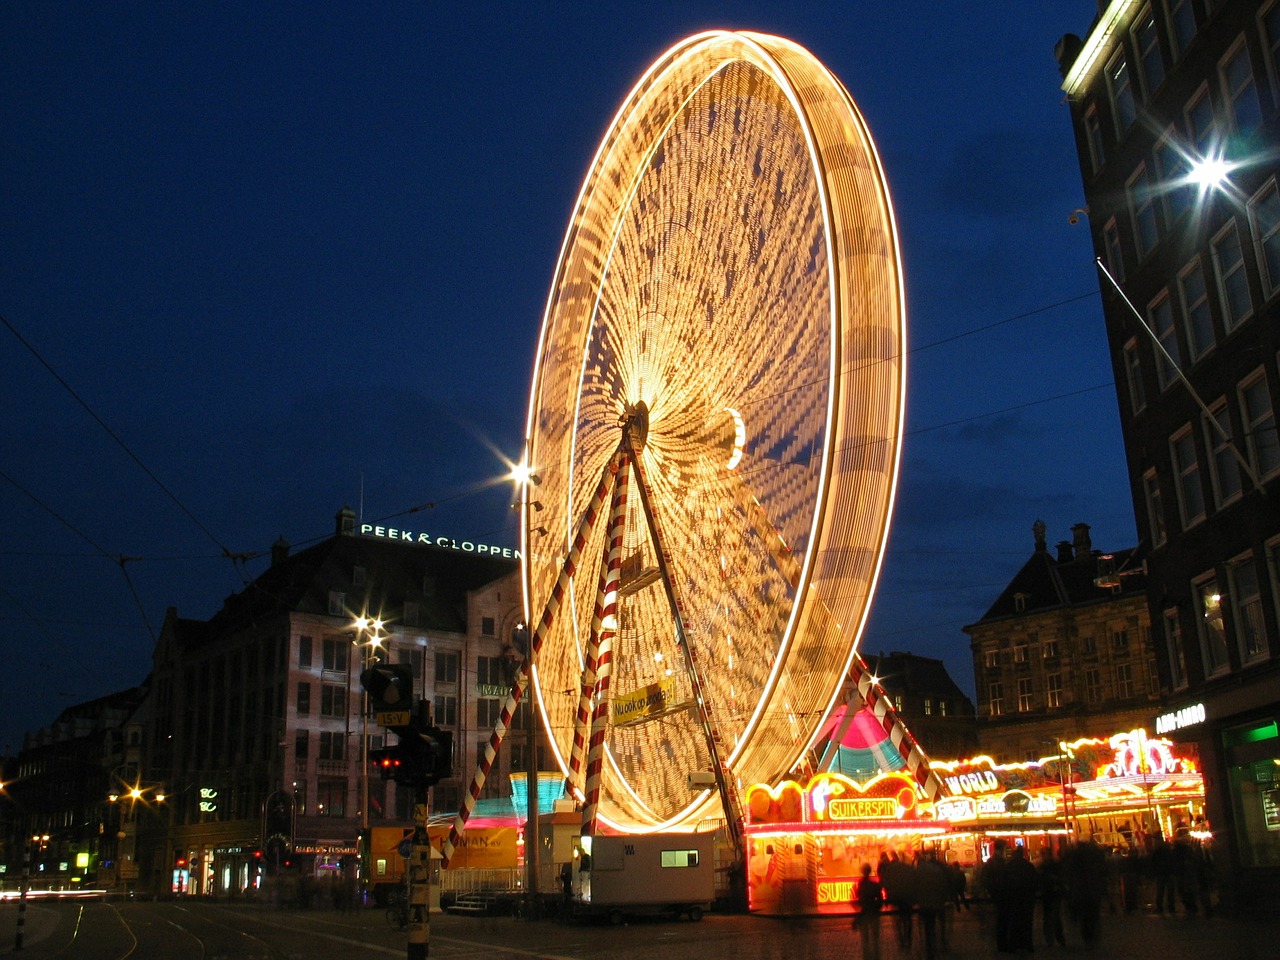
left=742, top=708, right=1207, bottom=914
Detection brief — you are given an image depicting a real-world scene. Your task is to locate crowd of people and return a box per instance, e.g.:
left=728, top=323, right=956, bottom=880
left=850, top=833, right=1215, bottom=959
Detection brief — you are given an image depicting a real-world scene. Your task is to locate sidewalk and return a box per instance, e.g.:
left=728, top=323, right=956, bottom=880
left=903, top=903, right=1277, bottom=960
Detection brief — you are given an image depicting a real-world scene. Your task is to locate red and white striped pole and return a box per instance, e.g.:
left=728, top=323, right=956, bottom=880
left=441, top=451, right=623, bottom=865
left=580, top=461, right=628, bottom=835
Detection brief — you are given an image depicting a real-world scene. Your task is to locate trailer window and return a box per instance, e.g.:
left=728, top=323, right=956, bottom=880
left=660, top=849, right=700, bottom=868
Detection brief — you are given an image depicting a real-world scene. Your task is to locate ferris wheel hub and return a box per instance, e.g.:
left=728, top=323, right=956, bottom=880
left=623, top=401, right=649, bottom=450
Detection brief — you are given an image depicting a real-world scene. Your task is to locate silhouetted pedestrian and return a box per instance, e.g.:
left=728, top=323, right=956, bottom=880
left=981, top=839, right=1012, bottom=953
left=854, top=862, right=885, bottom=960
left=1006, top=846, right=1038, bottom=953
left=915, top=851, right=951, bottom=960
left=1039, top=848, right=1067, bottom=947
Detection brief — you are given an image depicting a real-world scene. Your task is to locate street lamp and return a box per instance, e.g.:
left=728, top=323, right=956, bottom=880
left=353, top=615, right=388, bottom=843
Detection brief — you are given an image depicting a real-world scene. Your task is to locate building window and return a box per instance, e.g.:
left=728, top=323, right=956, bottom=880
left=403, top=601, right=420, bottom=627
left=1171, top=425, right=1207, bottom=527
left=1165, top=0, right=1197, bottom=59
left=1047, top=673, right=1063, bottom=708
left=1155, top=134, right=1193, bottom=223
left=295, top=730, right=309, bottom=758
left=1103, top=218, right=1126, bottom=283
left=1017, top=678, right=1033, bottom=712
left=1082, top=632, right=1098, bottom=656
left=1133, top=6, right=1165, bottom=96
left=1143, top=468, right=1168, bottom=547
left=1178, top=260, right=1215, bottom=361
left=323, top=636, right=350, bottom=673
left=478, top=697, right=502, bottom=728
left=317, top=778, right=346, bottom=818
left=476, top=655, right=504, bottom=689
left=1248, top=179, right=1280, bottom=297
left=1221, top=40, right=1262, bottom=137
left=988, top=682, right=1003, bottom=717
left=1115, top=663, right=1135, bottom=698
left=1185, top=86, right=1216, bottom=159
left=1084, top=668, right=1102, bottom=703
left=435, top=650, right=460, bottom=684
left=1043, top=637, right=1059, bottom=659
left=939, top=700, right=949, bottom=717
left=320, top=683, right=347, bottom=719
left=481, top=616, right=496, bottom=636
left=1128, top=166, right=1162, bottom=259
left=923, top=698, right=933, bottom=716
left=1108, top=50, right=1137, bottom=133
left=1150, top=292, right=1181, bottom=389
left=1239, top=370, right=1280, bottom=479
left=1266, top=2, right=1280, bottom=90
left=328, top=591, right=346, bottom=616
left=1113, top=628, right=1130, bottom=653
left=893, top=695, right=904, bottom=712
left=1229, top=556, right=1269, bottom=664
left=1164, top=608, right=1188, bottom=691
left=1013, top=642, right=1028, bottom=664
left=1123, top=339, right=1147, bottom=414
left=1204, top=399, right=1243, bottom=507
left=296, top=682, right=311, bottom=716
left=298, top=635, right=313, bottom=669
left=1211, top=221, right=1252, bottom=331
left=508, top=741, right=528, bottom=773
left=319, top=731, right=345, bottom=761
left=983, top=648, right=998, bottom=669
left=434, top=695, right=458, bottom=726
left=1084, top=105, right=1106, bottom=173
left=1196, top=575, right=1232, bottom=677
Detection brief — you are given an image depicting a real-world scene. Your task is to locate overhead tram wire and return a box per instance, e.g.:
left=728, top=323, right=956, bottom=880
left=0, top=466, right=157, bottom=642
left=0, top=309, right=253, bottom=579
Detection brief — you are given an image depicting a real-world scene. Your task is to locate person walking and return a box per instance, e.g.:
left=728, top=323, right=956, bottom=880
left=981, top=839, right=1012, bottom=953
left=1005, top=846, right=1039, bottom=953
left=915, top=851, right=952, bottom=960
left=879, top=852, right=916, bottom=951
left=1039, top=847, right=1067, bottom=947
left=854, top=862, right=886, bottom=960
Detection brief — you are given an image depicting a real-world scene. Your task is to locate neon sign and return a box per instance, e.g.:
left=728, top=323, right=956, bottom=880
left=1155, top=703, right=1206, bottom=735
left=943, top=770, right=1000, bottom=795
left=360, top=524, right=520, bottom=559
left=1100, top=729, right=1190, bottom=779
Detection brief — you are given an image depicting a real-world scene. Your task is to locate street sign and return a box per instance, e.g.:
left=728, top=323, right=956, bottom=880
left=375, top=709, right=412, bottom=728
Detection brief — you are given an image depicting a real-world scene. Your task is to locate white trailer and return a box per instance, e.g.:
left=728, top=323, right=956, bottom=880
left=571, top=832, right=715, bottom=923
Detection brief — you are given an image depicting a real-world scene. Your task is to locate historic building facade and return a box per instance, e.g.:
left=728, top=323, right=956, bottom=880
left=143, top=507, right=527, bottom=896
left=1057, top=1, right=1280, bottom=905
left=966, top=522, right=1157, bottom=763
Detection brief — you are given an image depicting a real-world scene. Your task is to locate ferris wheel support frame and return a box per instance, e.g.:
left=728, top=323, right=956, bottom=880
left=626, top=434, right=744, bottom=853
left=441, top=450, right=624, bottom=866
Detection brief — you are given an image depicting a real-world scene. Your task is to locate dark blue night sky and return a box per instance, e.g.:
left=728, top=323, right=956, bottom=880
left=0, top=1, right=1126, bottom=752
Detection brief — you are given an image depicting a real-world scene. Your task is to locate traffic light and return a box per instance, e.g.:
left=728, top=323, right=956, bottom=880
left=422, top=726, right=454, bottom=785
left=360, top=663, right=415, bottom=729
left=370, top=746, right=404, bottom=781
left=370, top=728, right=454, bottom=788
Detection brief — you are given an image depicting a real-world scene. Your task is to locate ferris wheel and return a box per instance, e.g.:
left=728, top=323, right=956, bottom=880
left=446, top=30, right=905, bottom=858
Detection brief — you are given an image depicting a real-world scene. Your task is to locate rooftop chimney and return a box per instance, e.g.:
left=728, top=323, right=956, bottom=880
left=1033, top=519, right=1047, bottom=553
left=271, top=536, right=290, bottom=567
left=336, top=505, right=357, bottom=537
left=1056, top=540, right=1074, bottom=563
left=1072, top=523, right=1092, bottom=560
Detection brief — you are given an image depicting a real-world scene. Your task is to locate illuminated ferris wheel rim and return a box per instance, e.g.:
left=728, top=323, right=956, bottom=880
left=519, top=29, right=906, bottom=832
left=552, top=38, right=846, bottom=775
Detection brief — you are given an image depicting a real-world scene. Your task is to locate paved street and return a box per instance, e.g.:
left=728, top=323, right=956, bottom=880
left=1, top=898, right=1277, bottom=960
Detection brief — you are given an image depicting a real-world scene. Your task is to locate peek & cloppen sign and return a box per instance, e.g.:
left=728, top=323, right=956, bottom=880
left=361, top=524, right=521, bottom=559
